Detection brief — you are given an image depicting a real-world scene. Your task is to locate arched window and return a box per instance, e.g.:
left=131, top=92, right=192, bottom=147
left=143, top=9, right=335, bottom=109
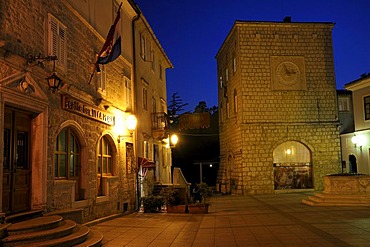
left=54, top=127, right=82, bottom=200
left=97, top=135, right=113, bottom=196
left=273, top=141, right=313, bottom=190
left=55, top=127, right=80, bottom=178
left=97, top=135, right=113, bottom=175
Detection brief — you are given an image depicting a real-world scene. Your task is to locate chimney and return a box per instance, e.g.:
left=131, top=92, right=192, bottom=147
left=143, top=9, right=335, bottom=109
left=283, top=16, right=292, bottom=23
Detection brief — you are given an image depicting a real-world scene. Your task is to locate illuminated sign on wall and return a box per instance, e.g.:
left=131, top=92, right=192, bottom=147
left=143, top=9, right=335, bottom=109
left=62, top=95, right=115, bottom=125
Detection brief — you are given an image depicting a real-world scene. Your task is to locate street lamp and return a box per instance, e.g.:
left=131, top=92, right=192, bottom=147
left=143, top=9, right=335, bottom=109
left=117, top=114, right=137, bottom=143
left=170, top=134, right=178, bottom=148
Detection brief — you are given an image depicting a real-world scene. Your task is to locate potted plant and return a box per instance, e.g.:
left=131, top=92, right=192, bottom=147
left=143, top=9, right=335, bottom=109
left=142, top=195, right=164, bottom=213
left=188, top=182, right=212, bottom=214
left=160, top=187, right=187, bottom=213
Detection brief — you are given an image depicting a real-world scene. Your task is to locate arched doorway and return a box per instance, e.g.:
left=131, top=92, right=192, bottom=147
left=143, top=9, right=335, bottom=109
left=349, top=154, right=357, bottom=173
left=273, top=141, right=313, bottom=190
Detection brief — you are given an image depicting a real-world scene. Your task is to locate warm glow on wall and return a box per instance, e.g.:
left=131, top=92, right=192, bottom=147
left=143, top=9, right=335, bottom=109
left=170, top=134, right=179, bottom=147
left=126, top=115, right=137, bottom=131
left=114, top=111, right=137, bottom=143
left=352, top=134, right=366, bottom=149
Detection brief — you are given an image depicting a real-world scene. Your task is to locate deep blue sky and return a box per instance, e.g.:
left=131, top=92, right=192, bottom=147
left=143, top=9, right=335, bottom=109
left=134, top=0, right=370, bottom=112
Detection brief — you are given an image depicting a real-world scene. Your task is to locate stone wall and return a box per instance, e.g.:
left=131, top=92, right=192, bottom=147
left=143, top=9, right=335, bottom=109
left=1, top=0, right=137, bottom=221
left=217, top=20, right=341, bottom=194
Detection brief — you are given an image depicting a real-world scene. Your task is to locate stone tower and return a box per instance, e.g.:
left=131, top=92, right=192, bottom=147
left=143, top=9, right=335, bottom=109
left=216, top=18, right=341, bottom=195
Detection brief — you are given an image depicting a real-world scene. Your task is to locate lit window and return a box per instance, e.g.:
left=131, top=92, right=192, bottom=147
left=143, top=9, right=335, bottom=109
left=97, top=135, right=113, bottom=196
left=338, top=96, right=350, bottom=112
left=97, top=136, right=113, bottom=175
left=54, top=127, right=82, bottom=200
left=55, top=128, right=80, bottom=178
left=143, top=141, right=152, bottom=160
left=225, top=68, right=229, bottom=82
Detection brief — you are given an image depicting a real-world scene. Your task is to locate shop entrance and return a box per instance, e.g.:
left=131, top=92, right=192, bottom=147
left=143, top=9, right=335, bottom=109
left=273, top=141, right=313, bottom=190
left=2, top=108, right=32, bottom=214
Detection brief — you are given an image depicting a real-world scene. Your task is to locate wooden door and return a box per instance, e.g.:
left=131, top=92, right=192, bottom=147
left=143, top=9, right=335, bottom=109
left=3, top=108, right=31, bottom=214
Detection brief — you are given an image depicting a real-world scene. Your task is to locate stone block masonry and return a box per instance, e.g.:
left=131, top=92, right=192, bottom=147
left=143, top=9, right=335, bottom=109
left=216, top=20, right=341, bottom=195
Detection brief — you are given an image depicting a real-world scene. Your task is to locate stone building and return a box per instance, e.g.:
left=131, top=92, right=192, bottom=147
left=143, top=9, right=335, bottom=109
left=340, top=74, right=370, bottom=174
left=0, top=0, right=172, bottom=222
left=216, top=18, right=341, bottom=195
left=132, top=7, right=174, bottom=196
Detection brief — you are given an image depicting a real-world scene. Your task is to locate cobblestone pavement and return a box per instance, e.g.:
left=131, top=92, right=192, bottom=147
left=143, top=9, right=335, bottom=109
left=90, top=193, right=370, bottom=246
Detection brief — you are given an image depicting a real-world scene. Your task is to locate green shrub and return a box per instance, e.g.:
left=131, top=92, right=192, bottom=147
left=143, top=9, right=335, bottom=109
left=197, top=182, right=212, bottom=203
left=160, top=187, right=181, bottom=206
left=142, top=195, right=164, bottom=213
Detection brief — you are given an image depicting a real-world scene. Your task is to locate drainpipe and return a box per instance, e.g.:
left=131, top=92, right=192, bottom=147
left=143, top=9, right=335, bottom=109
left=130, top=0, right=141, bottom=211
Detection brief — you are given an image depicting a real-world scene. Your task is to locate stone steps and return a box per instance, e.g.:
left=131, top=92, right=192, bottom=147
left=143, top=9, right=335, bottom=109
left=153, top=184, right=169, bottom=195
left=302, top=193, right=370, bottom=206
left=5, top=210, right=43, bottom=224
left=0, top=215, right=103, bottom=246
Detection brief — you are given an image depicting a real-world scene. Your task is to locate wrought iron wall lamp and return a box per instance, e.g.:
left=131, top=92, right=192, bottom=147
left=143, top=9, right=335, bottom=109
left=27, top=54, right=62, bottom=93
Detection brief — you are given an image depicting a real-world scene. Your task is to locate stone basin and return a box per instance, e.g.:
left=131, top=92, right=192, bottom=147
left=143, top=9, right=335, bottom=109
left=302, top=174, right=370, bottom=206
left=323, top=174, right=370, bottom=195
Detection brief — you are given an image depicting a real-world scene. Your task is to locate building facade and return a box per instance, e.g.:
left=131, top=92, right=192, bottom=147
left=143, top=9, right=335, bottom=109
left=132, top=8, right=174, bottom=197
left=337, top=89, right=355, bottom=135
left=0, top=0, right=172, bottom=222
left=216, top=19, right=341, bottom=195
left=341, top=74, right=370, bottom=174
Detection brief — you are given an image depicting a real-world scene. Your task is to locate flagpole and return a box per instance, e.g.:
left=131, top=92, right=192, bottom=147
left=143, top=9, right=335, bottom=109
left=88, top=2, right=123, bottom=84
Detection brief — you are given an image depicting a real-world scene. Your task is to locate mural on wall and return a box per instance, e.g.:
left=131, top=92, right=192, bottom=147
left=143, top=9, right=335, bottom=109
left=273, top=163, right=313, bottom=190
left=273, top=141, right=313, bottom=190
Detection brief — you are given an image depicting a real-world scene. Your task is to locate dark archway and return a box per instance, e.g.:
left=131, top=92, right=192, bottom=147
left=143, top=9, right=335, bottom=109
left=349, top=154, right=357, bottom=173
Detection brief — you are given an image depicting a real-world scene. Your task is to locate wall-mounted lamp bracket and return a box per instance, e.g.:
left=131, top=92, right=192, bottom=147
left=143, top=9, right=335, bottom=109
left=27, top=54, right=62, bottom=93
left=117, top=133, right=133, bottom=143
left=27, top=54, right=58, bottom=66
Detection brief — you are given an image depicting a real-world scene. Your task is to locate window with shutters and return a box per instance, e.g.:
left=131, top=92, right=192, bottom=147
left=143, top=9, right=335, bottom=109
left=97, top=65, right=106, bottom=92
left=124, top=77, right=132, bottom=109
left=143, top=87, right=148, bottom=111
left=140, top=34, right=146, bottom=60
left=151, top=49, right=155, bottom=71
left=338, top=96, right=350, bottom=112
left=152, top=96, right=157, bottom=113
left=48, top=14, right=67, bottom=69
left=364, top=95, right=370, bottom=120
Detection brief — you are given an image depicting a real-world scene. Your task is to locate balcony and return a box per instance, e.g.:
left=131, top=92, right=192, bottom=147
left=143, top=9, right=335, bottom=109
left=151, top=112, right=168, bottom=140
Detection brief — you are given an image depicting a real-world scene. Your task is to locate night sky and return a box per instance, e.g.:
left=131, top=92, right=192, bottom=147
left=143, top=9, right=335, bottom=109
left=134, top=0, right=370, bottom=112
